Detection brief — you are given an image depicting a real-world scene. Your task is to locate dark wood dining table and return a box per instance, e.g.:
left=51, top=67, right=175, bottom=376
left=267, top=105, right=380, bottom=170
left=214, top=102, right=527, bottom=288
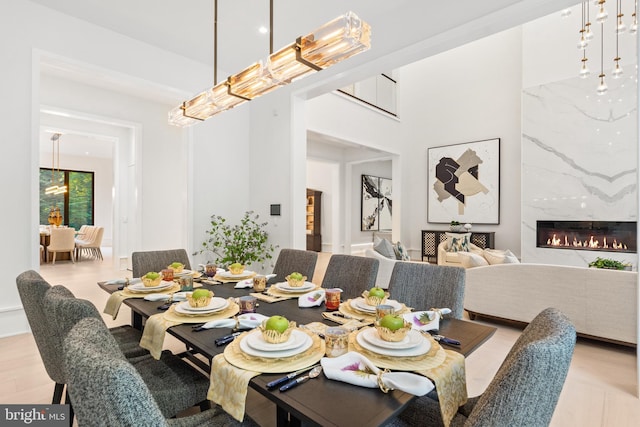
left=99, top=280, right=497, bottom=427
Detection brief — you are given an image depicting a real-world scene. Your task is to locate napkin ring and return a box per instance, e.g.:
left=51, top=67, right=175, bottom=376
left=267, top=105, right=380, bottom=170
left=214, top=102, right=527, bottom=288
left=430, top=308, right=443, bottom=320
left=377, top=369, right=392, bottom=393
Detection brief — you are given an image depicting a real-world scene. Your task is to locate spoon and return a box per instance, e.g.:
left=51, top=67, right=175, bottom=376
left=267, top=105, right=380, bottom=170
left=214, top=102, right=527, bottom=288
left=279, top=365, right=323, bottom=391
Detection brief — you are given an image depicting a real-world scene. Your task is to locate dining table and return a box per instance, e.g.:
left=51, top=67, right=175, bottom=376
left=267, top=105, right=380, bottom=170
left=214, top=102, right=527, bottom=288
left=99, top=278, right=497, bottom=427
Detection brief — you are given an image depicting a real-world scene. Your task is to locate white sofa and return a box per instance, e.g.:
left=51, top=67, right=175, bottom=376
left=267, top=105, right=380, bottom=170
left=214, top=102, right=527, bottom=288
left=464, top=263, right=638, bottom=345
left=437, top=241, right=484, bottom=266
left=364, top=249, right=398, bottom=289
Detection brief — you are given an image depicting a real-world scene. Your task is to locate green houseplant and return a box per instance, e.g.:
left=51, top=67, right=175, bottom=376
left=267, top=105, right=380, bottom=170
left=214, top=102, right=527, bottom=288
left=196, top=211, right=276, bottom=268
left=588, top=257, right=631, bottom=270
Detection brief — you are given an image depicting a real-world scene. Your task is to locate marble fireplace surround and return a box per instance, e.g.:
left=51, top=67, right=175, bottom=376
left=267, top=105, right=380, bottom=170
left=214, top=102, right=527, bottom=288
left=522, top=75, right=638, bottom=269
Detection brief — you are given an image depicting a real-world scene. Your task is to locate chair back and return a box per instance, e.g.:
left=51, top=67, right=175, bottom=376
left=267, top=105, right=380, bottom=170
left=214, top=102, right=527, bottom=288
left=63, top=318, right=167, bottom=426
left=321, top=254, right=379, bottom=300
left=270, top=249, right=318, bottom=284
left=16, top=271, right=66, bottom=384
left=466, top=307, right=576, bottom=426
left=48, top=227, right=76, bottom=251
left=132, top=249, right=192, bottom=277
left=388, top=262, right=466, bottom=318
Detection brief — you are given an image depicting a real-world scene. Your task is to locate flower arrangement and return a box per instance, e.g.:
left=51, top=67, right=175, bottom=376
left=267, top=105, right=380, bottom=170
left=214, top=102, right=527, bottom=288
left=588, top=257, right=631, bottom=270
left=195, top=211, right=276, bottom=269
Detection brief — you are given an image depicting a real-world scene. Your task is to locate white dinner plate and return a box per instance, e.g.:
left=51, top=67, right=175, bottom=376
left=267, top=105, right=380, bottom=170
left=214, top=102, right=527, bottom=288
left=173, top=269, right=202, bottom=278
left=356, top=329, right=431, bottom=357
left=360, top=328, right=424, bottom=350
left=127, top=281, right=174, bottom=292
left=245, top=329, right=312, bottom=352
left=218, top=270, right=256, bottom=279
left=350, top=297, right=403, bottom=313
left=174, top=298, right=229, bottom=315
left=239, top=330, right=313, bottom=358
left=274, top=281, right=316, bottom=293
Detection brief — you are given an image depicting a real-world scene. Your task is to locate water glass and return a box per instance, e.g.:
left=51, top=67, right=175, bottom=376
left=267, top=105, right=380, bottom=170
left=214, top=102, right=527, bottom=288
left=178, top=276, right=193, bottom=291
left=252, top=275, right=267, bottom=292
left=204, top=263, right=217, bottom=278
left=239, top=296, right=257, bottom=314
left=324, top=327, right=349, bottom=357
left=375, top=304, right=395, bottom=321
left=161, top=268, right=174, bottom=282
left=325, top=288, right=342, bottom=311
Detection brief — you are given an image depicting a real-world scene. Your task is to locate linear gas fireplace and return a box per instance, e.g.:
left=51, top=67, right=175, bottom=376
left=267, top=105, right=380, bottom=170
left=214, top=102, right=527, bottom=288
left=536, top=221, right=637, bottom=253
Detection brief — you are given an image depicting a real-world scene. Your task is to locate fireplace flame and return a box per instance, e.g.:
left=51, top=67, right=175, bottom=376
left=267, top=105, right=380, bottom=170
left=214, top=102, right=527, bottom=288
left=546, top=234, right=627, bottom=250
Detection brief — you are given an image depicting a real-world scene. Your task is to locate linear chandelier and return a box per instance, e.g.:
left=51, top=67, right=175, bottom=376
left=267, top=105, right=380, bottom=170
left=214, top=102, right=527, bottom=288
left=44, top=133, right=67, bottom=195
left=168, top=1, right=371, bottom=127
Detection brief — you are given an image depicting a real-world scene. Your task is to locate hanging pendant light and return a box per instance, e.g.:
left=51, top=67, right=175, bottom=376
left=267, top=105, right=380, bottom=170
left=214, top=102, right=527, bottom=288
left=630, top=0, right=638, bottom=34
left=44, top=133, right=67, bottom=195
left=597, top=22, right=608, bottom=95
left=596, top=0, right=609, bottom=23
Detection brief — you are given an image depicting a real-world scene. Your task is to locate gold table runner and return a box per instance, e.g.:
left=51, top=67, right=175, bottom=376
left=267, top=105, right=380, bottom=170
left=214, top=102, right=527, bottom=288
left=139, top=299, right=239, bottom=359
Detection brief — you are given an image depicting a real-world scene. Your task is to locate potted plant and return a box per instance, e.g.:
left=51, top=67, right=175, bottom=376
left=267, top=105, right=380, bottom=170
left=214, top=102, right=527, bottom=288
left=195, top=211, right=276, bottom=269
left=449, top=220, right=464, bottom=232
left=588, top=257, right=632, bottom=270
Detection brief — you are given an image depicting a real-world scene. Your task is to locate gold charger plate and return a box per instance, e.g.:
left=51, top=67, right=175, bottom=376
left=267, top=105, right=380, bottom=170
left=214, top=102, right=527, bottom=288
left=340, top=299, right=411, bottom=318
left=348, top=328, right=447, bottom=371
left=213, top=272, right=257, bottom=283
left=266, top=285, right=322, bottom=298
left=223, top=329, right=325, bottom=373
left=121, top=283, right=181, bottom=298
left=163, top=298, right=239, bottom=323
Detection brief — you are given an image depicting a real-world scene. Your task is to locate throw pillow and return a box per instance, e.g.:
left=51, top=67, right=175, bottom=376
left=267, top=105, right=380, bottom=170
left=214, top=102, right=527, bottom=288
left=457, top=251, right=489, bottom=268
left=374, top=238, right=396, bottom=259
left=483, top=248, right=520, bottom=265
left=445, top=232, right=471, bottom=253
left=395, top=241, right=411, bottom=261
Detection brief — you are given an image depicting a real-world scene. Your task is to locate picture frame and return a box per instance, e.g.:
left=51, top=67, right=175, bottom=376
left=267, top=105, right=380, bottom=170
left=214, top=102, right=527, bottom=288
left=361, top=174, right=392, bottom=231
left=427, top=138, right=500, bottom=224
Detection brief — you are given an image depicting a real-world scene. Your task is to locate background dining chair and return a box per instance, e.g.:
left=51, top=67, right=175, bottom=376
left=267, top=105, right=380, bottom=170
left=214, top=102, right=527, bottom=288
left=321, top=254, right=379, bottom=300
left=47, top=227, right=76, bottom=264
left=45, top=288, right=214, bottom=420
left=64, top=317, right=256, bottom=427
left=76, top=226, right=104, bottom=261
left=269, top=248, right=318, bottom=284
left=389, top=307, right=576, bottom=427
left=132, top=249, right=192, bottom=277
left=387, top=263, right=466, bottom=318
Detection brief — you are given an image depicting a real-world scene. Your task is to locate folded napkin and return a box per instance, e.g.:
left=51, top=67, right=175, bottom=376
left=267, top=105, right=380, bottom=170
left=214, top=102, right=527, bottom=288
left=234, top=273, right=277, bottom=288
left=104, top=292, right=127, bottom=319
left=105, top=278, right=141, bottom=285
left=249, top=292, right=292, bottom=303
left=298, top=288, right=325, bottom=307
left=143, top=292, right=188, bottom=302
left=199, top=313, right=268, bottom=330
left=321, top=352, right=434, bottom=396
left=403, top=308, right=452, bottom=332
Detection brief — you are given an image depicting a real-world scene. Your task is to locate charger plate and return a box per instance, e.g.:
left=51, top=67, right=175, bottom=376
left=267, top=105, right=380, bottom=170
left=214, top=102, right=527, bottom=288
left=266, top=285, right=322, bottom=298
left=348, top=328, right=447, bottom=371
left=339, top=299, right=411, bottom=318
left=121, top=283, right=181, bottom=298
left=163, top=299, right=239, bottom=323
left=223, top=329, right=325, bottom=373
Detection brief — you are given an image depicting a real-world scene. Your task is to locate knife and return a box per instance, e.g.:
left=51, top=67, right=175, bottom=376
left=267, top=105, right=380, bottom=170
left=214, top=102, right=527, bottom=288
left=214, top=332, right=241, bottom=346
left=428, top=331, right=461, bottom=346
left=266, top=364, right=320, bottom=389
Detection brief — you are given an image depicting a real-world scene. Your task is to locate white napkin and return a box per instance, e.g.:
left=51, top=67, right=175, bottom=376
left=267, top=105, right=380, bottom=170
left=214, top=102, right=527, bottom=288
left=105, top=278, right=141, bottom=285
left=199, top=313, right=269, bottom=330
left=403, top=308, right=452, bottom=332
left=234, top=273, right=277, bottom=288
left=298, top=289, right=326, bottom=308
left=142, top=292, right=188, bottom=302
left=321, top=352, right=434, bottom=396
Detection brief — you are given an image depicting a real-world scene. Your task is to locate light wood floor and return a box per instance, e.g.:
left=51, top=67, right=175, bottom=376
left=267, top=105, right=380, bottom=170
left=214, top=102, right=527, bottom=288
left=2, top=249, right=639, bottom=426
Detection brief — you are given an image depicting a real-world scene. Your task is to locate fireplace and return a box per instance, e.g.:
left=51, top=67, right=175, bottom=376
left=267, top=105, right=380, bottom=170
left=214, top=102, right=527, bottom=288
left=536, top=221, right=637, bottom=253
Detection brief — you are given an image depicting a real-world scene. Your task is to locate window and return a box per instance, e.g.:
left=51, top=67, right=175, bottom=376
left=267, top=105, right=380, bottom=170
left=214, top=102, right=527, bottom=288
left=338, top=71, right=398, bottom=116
left=39, top=168, right=94, bottom=230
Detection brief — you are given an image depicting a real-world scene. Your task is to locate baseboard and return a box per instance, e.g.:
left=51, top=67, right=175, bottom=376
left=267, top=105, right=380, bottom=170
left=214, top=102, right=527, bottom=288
left=0, top=306, right=30, bottom=338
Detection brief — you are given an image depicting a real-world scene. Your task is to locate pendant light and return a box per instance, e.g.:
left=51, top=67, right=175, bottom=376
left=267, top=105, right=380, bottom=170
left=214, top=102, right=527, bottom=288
left=44, top=133, right=67, bottom=195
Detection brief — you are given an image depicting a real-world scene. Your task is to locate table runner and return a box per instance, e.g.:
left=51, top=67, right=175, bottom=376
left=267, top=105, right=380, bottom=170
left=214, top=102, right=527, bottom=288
left=249, top=292, right=293, bottom=303
left=139, top=299, right=239, bottom=359
left=209, top=329, right=325, bottom=422
left=349, top=328, right=466, bottom=427
left=103, top=283, right=182, bottom=319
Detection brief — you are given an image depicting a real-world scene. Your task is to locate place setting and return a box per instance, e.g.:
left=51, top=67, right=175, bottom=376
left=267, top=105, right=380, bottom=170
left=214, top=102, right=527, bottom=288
left=213, top=263, right=257, bottom=283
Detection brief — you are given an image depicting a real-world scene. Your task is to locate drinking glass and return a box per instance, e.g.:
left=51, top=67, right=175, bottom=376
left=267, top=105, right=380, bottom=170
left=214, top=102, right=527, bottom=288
left=179, top=276, right=193, bottom=291
left=161, top=268, right=174, bottom=282
left=324, top=327, right=349, bottom=357
left=204, top=263, right=217, bottom=278
left=375, top=304, right=395, bottom=321
left=252, top=275, right=267, bottom=292
left=239, top=296, right=257, bottom=313
left=325, top=288, right=342, bottom=311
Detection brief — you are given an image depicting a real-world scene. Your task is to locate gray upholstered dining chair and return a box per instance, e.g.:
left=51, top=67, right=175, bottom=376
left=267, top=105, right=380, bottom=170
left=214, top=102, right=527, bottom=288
left=387, top=262, right=466, bottom=318
left=44, top=285, right=213, bottom=419
left=321, top=254, right=379, bottom=300
left=132, top=248, right=192, bottom=277
left=389, top=307, right=576, bottom=427
left=64, top=317, right=256, bottom=427
left=269, top=248, right=318, bottom=284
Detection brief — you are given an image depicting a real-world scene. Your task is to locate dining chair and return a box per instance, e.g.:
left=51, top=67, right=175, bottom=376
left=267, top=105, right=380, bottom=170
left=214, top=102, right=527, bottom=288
left=132, top=249, right=192, bottom=278
left=76, top=226, right=104, bottom=261
left=64, top=317, right=257, bottom=427
left=321, top=254, right=379, bottom=300
left=44, top=287, right=216, bottom=420
left=387, top=262, right=466, bottom=319
left=47, top=227, right=76, bottom=264
left=269, top=248, right=318, bottom=284
left=389, top=307, right=576, bottom=427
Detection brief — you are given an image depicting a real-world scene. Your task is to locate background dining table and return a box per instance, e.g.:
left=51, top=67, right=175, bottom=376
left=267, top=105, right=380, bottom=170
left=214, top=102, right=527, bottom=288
left=99, top=280, right=497, bottom=427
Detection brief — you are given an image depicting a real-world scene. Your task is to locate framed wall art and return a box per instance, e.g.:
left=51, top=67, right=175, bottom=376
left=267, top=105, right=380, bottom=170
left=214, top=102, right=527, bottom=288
left=427, top=138, right=500, bottom=224
left=361, top=174, right=392, bottom=231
